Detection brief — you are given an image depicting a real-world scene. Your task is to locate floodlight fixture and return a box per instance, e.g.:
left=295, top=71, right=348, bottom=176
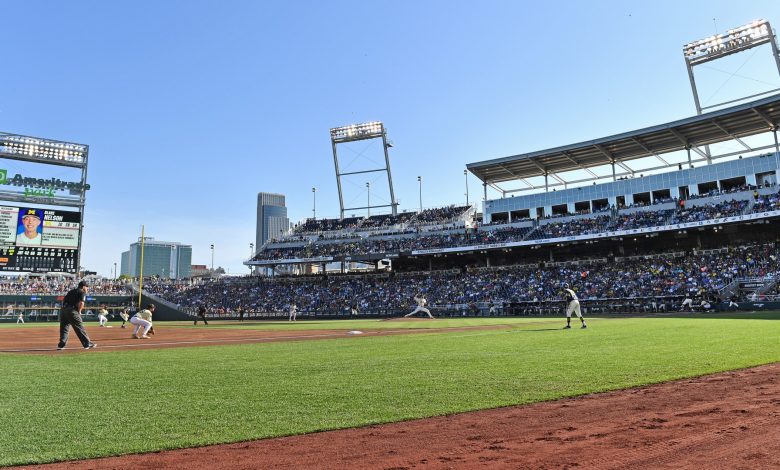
left=330, top=121, right=385, bottom=143
left=683, top=19, right=780, bottom=114
left=0, top=132, right=87, bottom=167
left=684, top=19, right=773, bottom=65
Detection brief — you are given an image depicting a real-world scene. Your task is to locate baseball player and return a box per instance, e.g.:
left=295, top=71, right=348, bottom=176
left=119, top=308, right=130, bottom=328
left=194, top=304, right=209, bottom=325
left=16, top=312, right=24, bottom=324
left=680, top=295, right=694, bottom=312
left=404, top=294, right=434, bottom=319
left=130, top=304, right=155, bottom=339
left=97, top=305, right=109, bottom=327
left=350, top=300, right=359, bottom=316
left=562, top=283, right=586, bottom=329
left=728, top=296, right=740, bottom=310
left=289, top=302, right=297, bottom=322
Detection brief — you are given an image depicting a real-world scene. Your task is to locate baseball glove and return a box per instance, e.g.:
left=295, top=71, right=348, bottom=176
left=148, top=326, right=155, bottom=336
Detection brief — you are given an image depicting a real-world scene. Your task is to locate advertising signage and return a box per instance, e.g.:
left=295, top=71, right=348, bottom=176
left=0, top=205, right=80, bottom=273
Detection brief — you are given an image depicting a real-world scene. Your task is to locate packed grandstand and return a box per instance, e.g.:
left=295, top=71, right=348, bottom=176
left=4, top=95, right=780, bottom=322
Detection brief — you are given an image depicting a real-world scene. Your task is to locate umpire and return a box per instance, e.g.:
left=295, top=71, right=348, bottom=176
left=57, top=281, right=96, bottom=350
left=194, top=304, right=209, bottom=325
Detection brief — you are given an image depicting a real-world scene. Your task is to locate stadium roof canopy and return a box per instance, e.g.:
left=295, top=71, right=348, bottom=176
left=467, top=93, right=780, bottom=185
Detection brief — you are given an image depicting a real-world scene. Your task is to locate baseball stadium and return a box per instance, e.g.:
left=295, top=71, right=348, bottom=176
left=3, top=12, right=780, bottom=470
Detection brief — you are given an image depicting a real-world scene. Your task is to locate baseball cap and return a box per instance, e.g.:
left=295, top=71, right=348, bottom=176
left=22, top=209, right=40, bottom=219
left=78, top=281, right=89, bottom=288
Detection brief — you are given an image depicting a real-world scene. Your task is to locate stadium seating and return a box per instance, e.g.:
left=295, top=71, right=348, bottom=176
left=150, top=242, right=779, bottom=315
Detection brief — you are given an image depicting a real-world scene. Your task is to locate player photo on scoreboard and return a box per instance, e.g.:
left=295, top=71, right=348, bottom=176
left=16, top=208, right=43, bottom=246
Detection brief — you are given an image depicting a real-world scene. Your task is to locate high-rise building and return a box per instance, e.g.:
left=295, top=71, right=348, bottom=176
left=256, top=192, right=289, bottom=248
left=120, top=237, right=192, bottom=279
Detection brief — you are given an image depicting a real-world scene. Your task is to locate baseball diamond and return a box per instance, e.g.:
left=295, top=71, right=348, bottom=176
left=3, top=5, right=780, bottom=469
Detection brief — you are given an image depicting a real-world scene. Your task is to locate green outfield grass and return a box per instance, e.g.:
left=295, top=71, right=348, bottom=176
left=1, top=314, right=779, bottom=466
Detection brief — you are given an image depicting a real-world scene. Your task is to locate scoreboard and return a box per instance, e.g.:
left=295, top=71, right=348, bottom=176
left=0, top=205, right=80, bottom=273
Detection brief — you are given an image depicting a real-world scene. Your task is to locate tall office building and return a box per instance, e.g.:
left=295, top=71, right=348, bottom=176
left=120, top=237, right=192, bottom=279
left=256, top=192, right=289, bottom=248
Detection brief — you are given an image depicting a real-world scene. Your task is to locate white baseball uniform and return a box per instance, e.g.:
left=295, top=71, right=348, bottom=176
left=289, top=304, right=297, bottom=322
left=404, top=296, right=433, bottom=318
left=564, top=288, right=582, bottom=318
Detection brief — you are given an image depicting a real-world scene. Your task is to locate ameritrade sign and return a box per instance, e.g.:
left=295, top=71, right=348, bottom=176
left=0, top=169, right=90, bottom=198
left=411, top=211, right=780, bottom=255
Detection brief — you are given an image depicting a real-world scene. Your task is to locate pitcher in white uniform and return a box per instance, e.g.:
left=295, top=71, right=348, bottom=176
left=404, top=294, right=434, bottom=319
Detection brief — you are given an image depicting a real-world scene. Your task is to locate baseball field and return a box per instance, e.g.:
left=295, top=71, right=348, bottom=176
left=1, top=313, right=779, bottom=468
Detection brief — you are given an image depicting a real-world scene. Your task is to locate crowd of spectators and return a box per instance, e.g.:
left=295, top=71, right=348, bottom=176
left=293, top=217, right=362, bottom=234
left=253, top=196, right=768, bottom=262
left=291, top=205, right=471, bottom=236
left=253, top=225, right=540, bottom=261
left=527, top=216, right=611, bottom=240
left=358, top=212, right=417, bottom=229
left=610, top=210, right=674, bottom=231
left=414, top=205, right=471, bottom=224
left=669, top=199, right=748, bottom=224
left=148, top=243, right=779, bottom=314
left=753, top=191, right=780, bottom=213
left=0, top=277, right=129, bottom=295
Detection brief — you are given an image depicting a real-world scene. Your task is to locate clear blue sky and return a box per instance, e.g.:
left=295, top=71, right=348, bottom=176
left=1, top=0, right=779, bottom=276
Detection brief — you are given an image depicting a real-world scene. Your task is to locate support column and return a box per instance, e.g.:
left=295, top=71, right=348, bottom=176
left=773, top=129, right=780, bottom=183
left=687, top=147, right=693, bottom=169
left=483, top=182, right=487, bottom=202
left=544, top=173, right=549, bottom=192
left=612, top=161, right=616, bottom=182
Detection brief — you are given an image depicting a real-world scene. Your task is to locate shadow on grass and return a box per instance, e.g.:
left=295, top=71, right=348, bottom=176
left=514, top=327, right=567, bottom=332
left=648, top=311, right=780, bottom=321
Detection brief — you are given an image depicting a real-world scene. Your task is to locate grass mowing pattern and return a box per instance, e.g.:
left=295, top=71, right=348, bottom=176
left=1, top=315, right=779, bottom=465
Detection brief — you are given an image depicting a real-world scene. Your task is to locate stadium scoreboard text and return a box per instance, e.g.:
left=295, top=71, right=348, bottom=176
left=0, top=205, right=80, bottom=273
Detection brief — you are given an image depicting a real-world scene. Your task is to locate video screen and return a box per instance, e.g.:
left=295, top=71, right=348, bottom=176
left=0, top=205, right=80, bottom=272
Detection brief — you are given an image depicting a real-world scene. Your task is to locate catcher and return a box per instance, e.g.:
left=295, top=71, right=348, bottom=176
left=130, top=304, right=155, bottom=339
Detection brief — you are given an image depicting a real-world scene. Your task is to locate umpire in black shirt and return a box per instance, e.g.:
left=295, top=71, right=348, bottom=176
left=57, top=281, right=96, bottom=350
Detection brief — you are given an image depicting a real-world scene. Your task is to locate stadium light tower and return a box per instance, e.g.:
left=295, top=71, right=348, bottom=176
left=330, top=121, right=398, bottom=219
left=464, top=169, right=469, bottom=205
left=312, top=187, right=316, bottom=219
left=417, top=176, right=422, bottom=212
left=684, top=19, right=780, bottom=114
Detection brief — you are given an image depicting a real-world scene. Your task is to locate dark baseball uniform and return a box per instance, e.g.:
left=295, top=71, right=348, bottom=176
left=58, top=287, right=93, bottom=348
